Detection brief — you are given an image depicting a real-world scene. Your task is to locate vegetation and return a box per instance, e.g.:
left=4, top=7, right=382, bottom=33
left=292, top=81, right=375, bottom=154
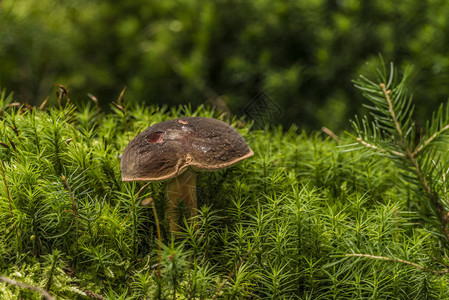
left=2, top=0, right=449, bottom=130
left=1, top=61, right=449, bottom=298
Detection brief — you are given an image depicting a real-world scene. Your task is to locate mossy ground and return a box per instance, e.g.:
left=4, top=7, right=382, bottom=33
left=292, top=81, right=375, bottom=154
left=0, top=91, right=448, bottom=299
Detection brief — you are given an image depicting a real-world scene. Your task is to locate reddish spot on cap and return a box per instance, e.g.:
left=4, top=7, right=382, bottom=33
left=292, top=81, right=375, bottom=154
left=178, top=120, right=189, bottom=124
left=146, top=131, right=164, bottom=144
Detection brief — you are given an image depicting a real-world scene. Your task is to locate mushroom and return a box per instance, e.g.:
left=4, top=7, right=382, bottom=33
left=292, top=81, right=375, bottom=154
left=120, top=117, right=254, bottom=232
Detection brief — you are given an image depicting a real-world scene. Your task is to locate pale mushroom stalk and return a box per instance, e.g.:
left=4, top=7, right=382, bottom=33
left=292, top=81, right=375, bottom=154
left=166, top=168, right=197, bottom=232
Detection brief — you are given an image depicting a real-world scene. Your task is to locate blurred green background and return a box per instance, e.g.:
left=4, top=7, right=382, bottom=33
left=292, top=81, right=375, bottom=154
left=1, top=0, right=449, bottom=131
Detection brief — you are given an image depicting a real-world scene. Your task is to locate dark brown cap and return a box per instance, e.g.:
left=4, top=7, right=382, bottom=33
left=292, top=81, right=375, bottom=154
left=121, top=117, right=254, bottom=181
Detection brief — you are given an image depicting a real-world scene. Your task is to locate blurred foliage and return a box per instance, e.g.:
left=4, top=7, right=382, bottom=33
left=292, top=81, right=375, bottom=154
left=2, top=0, right=449, bottom=130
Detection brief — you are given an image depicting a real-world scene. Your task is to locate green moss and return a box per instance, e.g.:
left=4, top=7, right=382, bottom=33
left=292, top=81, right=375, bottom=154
left=0, top=83, right=448, bottom=299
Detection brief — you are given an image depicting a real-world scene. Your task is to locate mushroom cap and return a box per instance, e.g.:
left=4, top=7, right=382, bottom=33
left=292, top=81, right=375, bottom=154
left=120, top=117, right=254, bottom=181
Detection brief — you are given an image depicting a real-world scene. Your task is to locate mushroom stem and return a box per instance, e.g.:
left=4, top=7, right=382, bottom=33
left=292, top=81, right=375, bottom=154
left=166, top=168, right=197, bottom=232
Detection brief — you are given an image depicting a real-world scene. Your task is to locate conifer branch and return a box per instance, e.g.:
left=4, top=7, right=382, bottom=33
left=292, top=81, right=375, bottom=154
left=353, top=62, right=449, bottom=242
left=380, top=83, right=402, bottom=136
left=413, top=123, right=449, bottom=157
left=384, top=77, right=449, bottom=240
left=0, top=275, right=55, bottom=300
left=406, top=152, right=449, bottom=240
left=356, top=137, right=406, bottom=157
left=345, top=253, right=449, bottom=275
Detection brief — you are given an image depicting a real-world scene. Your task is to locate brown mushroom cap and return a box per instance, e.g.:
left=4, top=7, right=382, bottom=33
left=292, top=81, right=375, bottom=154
left=121, top=117, right=254, bottom=181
